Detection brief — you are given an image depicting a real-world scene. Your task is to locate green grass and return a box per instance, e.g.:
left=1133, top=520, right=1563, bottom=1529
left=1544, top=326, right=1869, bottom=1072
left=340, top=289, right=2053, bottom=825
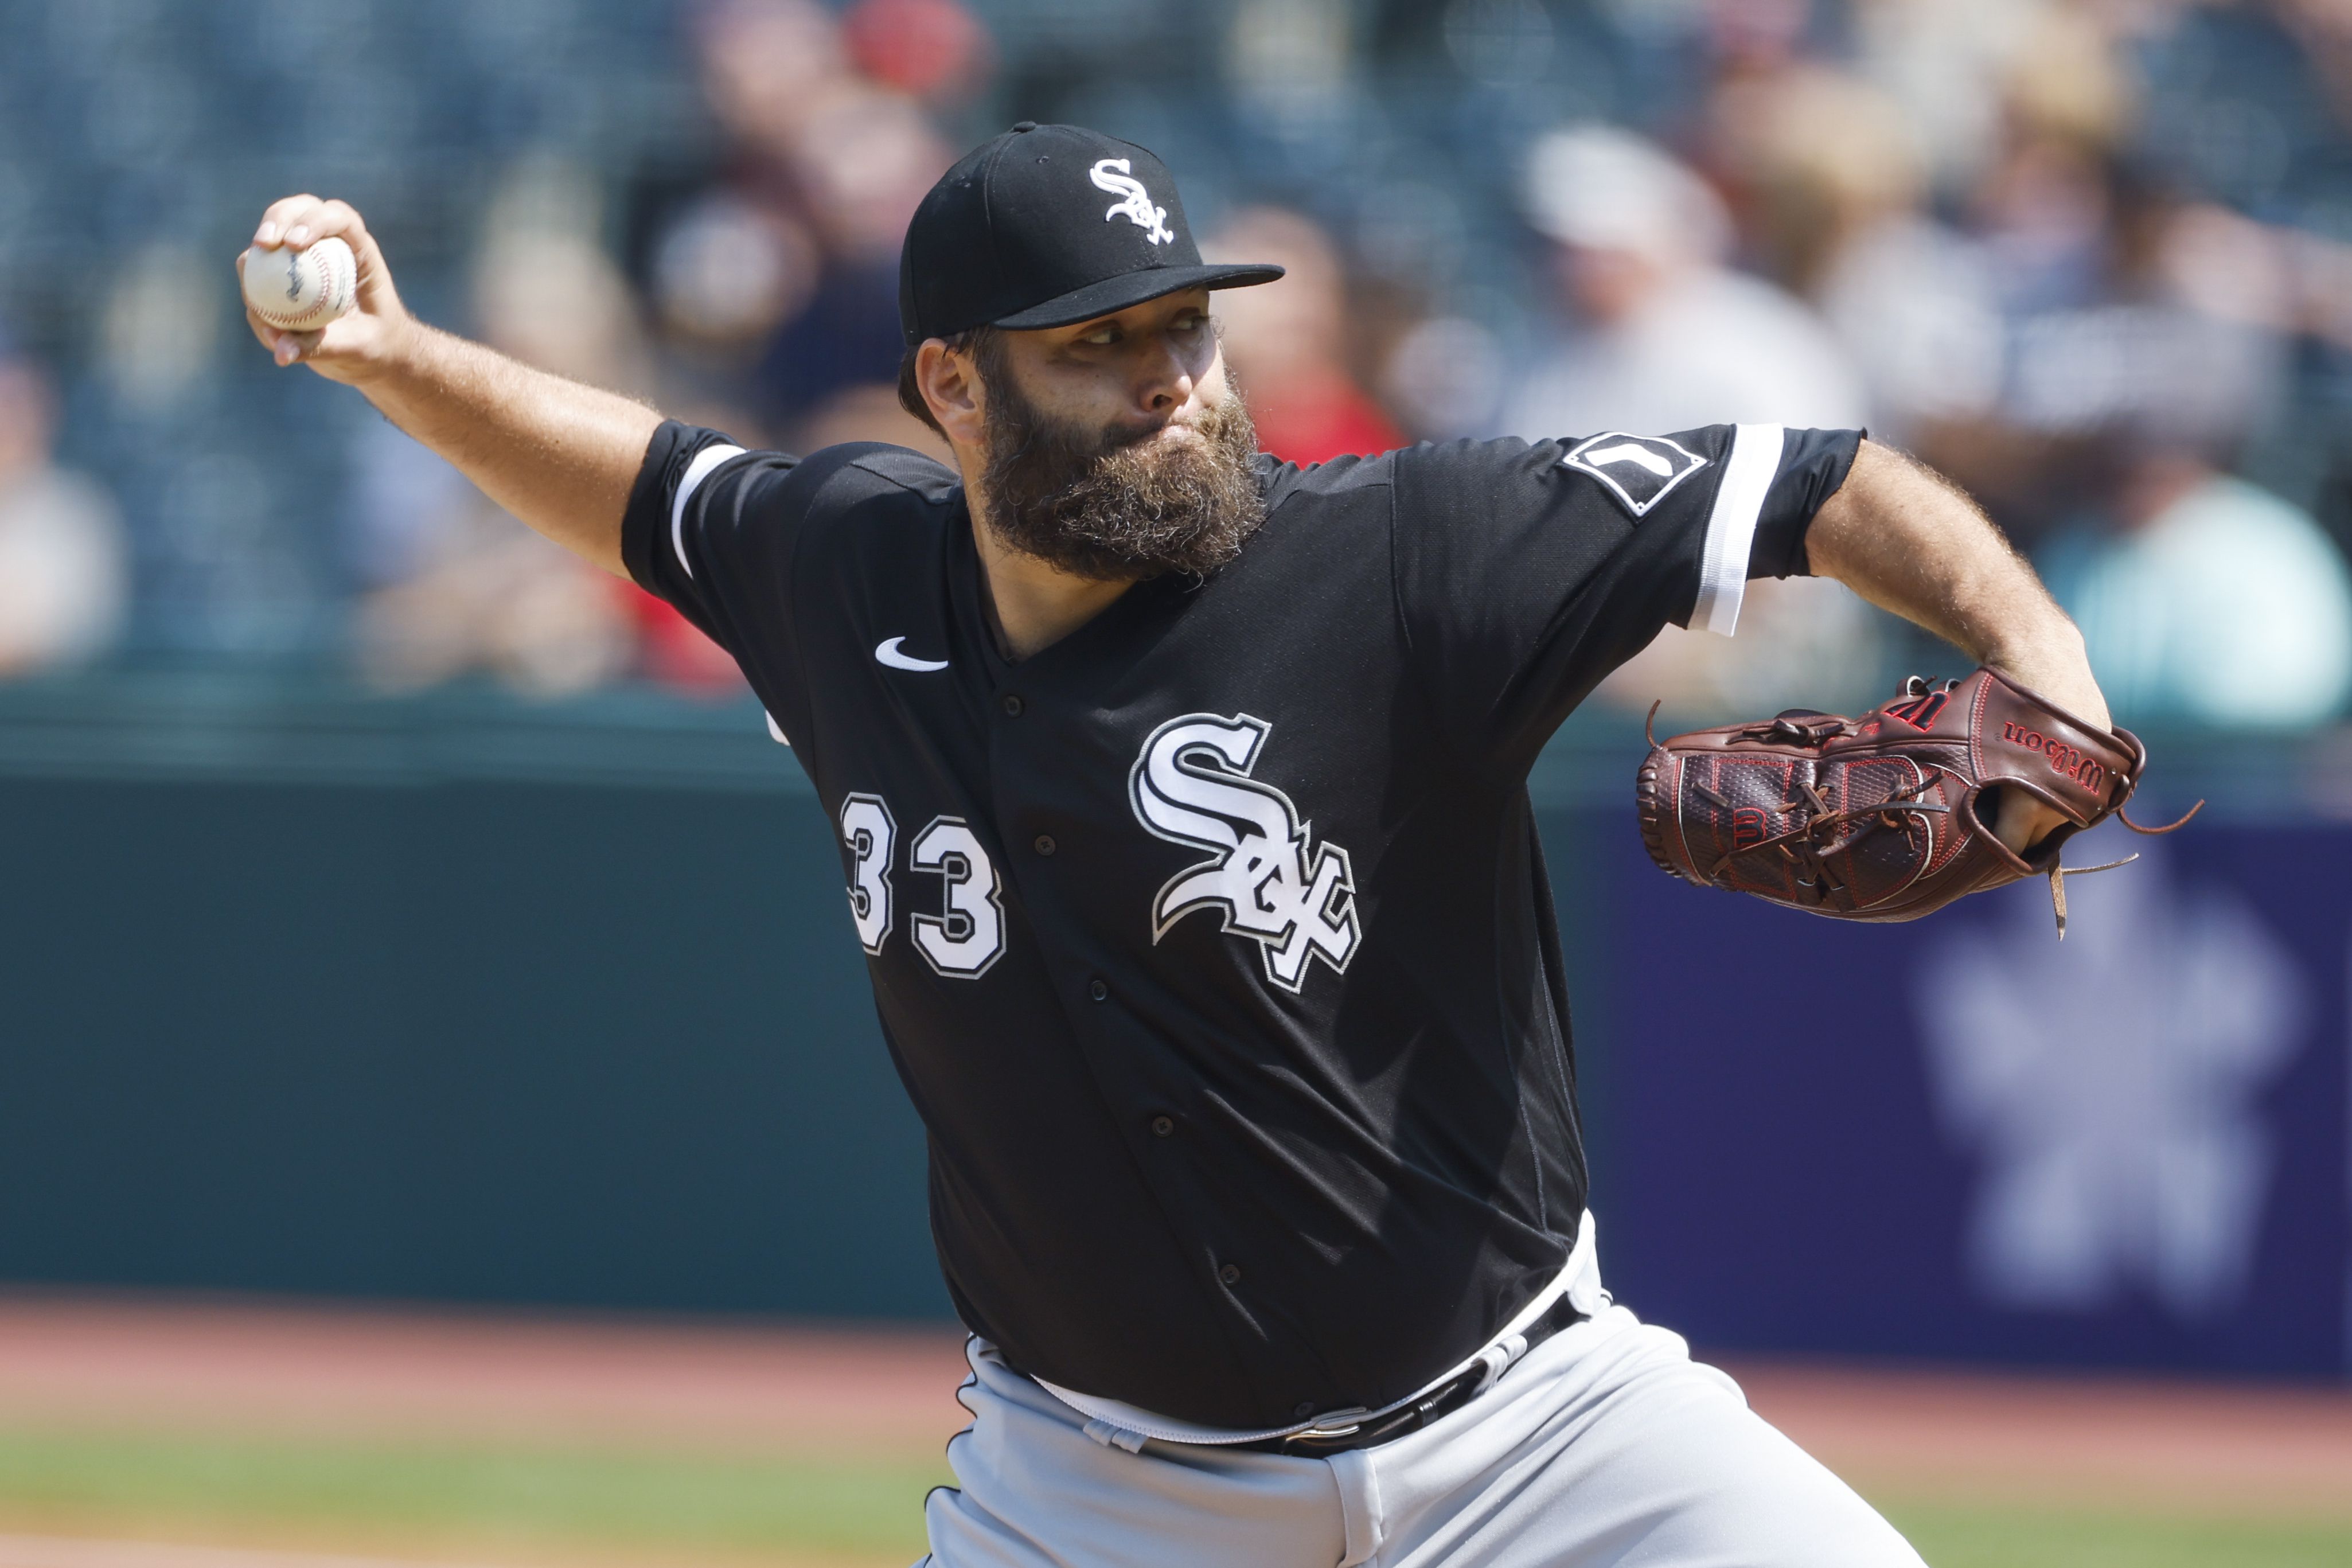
left=0, top=1425, right=2345, bottom=1567
left=0, top=1425, right=950, bottom=1560
left=1883, top=1497, right=2352, bottom=1568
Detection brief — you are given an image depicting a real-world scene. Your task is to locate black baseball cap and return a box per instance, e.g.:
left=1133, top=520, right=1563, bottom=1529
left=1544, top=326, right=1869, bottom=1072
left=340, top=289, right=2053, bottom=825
left=899, top=122, right=1285, bottom=348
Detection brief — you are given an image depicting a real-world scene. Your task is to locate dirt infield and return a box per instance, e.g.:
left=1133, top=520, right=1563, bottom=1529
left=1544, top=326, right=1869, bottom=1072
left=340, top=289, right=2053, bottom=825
left=0, top=1290, right=2346, bottom=1561
left=1723, top=1359, right=2352, bottom=1520
left=0, top=1535, right=891, bottom=1568
left=0, top=1295, right=968, bottom=1458
left=0, top=1537, right=515, bottom=1568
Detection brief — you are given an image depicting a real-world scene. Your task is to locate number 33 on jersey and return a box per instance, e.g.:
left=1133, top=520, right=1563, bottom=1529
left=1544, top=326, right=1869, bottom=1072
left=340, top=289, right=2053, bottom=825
left=838, top=795, right=1008, bottom=977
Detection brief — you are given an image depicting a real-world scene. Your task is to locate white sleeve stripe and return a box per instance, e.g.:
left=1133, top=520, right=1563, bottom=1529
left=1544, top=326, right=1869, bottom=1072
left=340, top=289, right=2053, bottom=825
left=1693, top=423, right=1784, bottom=637
left=669, top=443, right=746, bottom=580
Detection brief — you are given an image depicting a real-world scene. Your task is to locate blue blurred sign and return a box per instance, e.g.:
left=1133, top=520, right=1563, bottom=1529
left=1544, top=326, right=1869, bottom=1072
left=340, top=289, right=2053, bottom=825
left=1599, top=815, right=2350, bottom=1379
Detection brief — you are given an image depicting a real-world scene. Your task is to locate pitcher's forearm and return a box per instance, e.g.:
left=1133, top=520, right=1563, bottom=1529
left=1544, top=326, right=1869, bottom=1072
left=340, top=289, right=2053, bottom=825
left=1807, top=440, right=2109, bottom=732
left=239, top=196, right=668, bottom=579
left=358, top=322, right=661, bottom=578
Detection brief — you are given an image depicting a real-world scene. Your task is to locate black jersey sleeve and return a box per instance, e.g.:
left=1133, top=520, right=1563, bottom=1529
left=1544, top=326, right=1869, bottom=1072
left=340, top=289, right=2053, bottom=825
left=620, top=419, right=810, bottom=734
left=1390, top=424, right=1860, bottom=765
left=621, top=421, right=969, bottom=750
left=621, top=420, right=793, bottom=652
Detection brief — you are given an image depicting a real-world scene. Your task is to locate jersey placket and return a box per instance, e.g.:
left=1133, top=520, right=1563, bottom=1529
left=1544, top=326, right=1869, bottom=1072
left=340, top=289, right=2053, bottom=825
left=959, top=570, right=1282, bottom=1372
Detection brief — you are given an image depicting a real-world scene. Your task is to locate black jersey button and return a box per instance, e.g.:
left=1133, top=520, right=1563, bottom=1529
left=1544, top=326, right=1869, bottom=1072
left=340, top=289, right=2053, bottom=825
left=1088, top=978, right=1109, bottom=1002
left=1293, top=1400, right=1315, bottom=1419
left=1000, top=693, right=1025, bottom=716
left=1150, top=1115, right=1175, bottom=1137
left=1033, top=834, right=1056, bottom=856
left=1218, top=1262, right=1242, bottom=1286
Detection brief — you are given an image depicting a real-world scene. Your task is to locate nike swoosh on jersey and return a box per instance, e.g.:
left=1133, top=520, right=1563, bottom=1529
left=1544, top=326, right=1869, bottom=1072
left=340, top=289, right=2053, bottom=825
left=875, top=637, right=950, bottom=672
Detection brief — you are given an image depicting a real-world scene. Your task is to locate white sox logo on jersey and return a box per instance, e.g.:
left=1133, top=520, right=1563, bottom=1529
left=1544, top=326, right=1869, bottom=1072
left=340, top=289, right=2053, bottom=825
left=1090, top=159, right=1175, bottom=245
left=1560, top=431, right=1708, bottom=517
left=1129, top=713, right=1359, bottom=992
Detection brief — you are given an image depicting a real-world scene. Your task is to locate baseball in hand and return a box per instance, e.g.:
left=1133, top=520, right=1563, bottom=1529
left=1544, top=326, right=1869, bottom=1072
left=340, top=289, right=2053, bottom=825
left=240, top=236, right=356, bottom=332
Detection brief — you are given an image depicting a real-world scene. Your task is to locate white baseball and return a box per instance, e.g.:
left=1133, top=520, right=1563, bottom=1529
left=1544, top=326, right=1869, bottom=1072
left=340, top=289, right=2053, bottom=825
left=240, top=236, right=357, bottom=333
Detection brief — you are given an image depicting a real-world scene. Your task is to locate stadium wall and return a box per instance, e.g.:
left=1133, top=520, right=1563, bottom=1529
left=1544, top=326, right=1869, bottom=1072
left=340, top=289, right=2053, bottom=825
left=0, top=681, right=2339, bottom=1379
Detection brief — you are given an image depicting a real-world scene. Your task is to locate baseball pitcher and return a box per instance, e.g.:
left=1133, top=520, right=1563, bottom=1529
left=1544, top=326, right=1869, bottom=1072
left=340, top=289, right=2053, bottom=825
left=242, top=124, right=2120, bottom=1567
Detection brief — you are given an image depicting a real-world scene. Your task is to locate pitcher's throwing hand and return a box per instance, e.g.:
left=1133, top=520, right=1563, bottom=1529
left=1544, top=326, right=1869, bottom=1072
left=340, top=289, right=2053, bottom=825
left=235, top=197, right=413, bottom=384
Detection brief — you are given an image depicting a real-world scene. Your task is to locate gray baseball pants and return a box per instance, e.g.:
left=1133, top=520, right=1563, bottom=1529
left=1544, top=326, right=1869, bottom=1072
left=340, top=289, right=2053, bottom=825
left=919, top=1270, right=1926, bottom=1566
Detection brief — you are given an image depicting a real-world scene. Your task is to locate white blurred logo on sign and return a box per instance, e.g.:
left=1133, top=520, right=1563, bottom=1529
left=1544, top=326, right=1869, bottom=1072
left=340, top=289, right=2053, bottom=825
left=1915, top=846, right=2303, bottom=1319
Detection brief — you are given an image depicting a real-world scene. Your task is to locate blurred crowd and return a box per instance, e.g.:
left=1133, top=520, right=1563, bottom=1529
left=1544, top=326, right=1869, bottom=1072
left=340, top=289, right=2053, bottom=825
left=6, top=0, right=2352, bottom=732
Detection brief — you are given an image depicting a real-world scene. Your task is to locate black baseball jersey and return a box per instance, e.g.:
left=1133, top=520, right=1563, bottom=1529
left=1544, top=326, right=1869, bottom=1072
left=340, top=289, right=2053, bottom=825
left=622, top=419, right=1859, bottom=1429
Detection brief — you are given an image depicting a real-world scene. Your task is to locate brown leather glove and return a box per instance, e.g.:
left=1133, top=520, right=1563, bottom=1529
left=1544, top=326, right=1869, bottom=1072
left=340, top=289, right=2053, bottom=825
left=1635, top=667, right=2197, bottom=935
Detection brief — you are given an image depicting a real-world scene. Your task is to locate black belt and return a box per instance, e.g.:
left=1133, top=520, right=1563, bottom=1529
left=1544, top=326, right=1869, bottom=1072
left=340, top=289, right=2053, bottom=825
left=1238, top=1294, right=1586, bottom=1457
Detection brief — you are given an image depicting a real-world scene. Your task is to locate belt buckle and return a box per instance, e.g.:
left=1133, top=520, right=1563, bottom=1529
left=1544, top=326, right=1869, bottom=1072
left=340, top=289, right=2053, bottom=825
left=1277, top=1409, right=1371, bottom=1454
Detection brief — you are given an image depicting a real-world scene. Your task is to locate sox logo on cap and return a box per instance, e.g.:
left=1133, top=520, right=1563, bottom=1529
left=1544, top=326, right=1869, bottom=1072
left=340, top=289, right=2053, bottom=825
left=898, top=123, right=1281, bottom=343
left=1090, top=158, right=1175, bottom=245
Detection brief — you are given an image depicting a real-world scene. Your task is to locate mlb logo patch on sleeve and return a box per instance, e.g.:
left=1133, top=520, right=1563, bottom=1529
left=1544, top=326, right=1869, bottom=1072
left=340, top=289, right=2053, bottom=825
left=1560, top=432, right=1710, bottom=517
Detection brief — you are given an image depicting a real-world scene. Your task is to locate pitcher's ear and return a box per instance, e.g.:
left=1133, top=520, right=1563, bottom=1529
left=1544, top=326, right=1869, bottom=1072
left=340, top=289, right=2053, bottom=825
left=919, top=338, right=988, bottom=447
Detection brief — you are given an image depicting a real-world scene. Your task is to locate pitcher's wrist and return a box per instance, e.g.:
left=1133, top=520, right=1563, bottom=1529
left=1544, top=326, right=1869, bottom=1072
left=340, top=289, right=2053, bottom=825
left=1983, top=624, right=2109, bottom=734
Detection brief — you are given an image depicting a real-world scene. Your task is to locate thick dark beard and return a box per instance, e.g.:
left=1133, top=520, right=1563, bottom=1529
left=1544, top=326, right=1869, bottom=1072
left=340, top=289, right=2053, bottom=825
left=977, top=357, right=1267, bottom=582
